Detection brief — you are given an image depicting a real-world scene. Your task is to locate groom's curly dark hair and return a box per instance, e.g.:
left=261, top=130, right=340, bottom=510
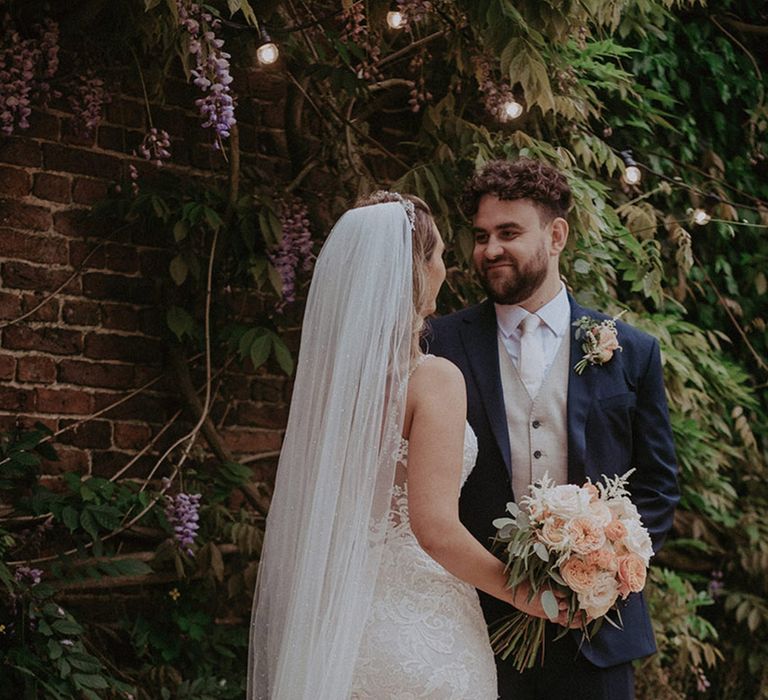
left=460, top=158, right=572, bottom=223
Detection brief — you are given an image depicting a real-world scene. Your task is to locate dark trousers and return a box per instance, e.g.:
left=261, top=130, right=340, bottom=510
left=496, top=624, right=635, bottom=700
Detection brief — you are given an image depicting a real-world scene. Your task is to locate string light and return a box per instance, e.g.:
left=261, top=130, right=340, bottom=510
left=620, top=149, right=642, bottom=185
left=501, top=98, right=524, bottom=120
left=256, top=29, right=279, bottom=65
left=386, top=11, right=405, bottom=29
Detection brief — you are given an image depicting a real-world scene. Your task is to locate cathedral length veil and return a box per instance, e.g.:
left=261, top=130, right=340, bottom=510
left=247, top=201, right=415, bottom=699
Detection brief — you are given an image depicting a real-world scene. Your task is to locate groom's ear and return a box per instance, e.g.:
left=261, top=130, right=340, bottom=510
left=549, top=217, right=569, bottom=254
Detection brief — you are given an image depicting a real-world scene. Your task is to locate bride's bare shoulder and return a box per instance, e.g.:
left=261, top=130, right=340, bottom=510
left=408, top=356, right=465, bottom=402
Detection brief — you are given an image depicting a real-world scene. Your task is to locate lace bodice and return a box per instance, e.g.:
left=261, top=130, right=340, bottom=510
left=351, top=420, right=497, bottom=699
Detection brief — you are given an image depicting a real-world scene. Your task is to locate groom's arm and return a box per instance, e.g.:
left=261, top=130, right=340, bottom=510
left=628, top=337, right=679, bottom=553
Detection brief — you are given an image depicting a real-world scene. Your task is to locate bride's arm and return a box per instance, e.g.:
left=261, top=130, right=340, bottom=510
left=406, top=357, right=568, bottom=623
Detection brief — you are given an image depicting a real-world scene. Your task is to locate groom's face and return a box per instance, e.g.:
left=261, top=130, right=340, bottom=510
left=471, top=195, right=555, bottom=306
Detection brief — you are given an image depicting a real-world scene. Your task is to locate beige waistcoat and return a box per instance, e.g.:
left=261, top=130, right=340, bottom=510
left=497, top=331, right=570, bottom=501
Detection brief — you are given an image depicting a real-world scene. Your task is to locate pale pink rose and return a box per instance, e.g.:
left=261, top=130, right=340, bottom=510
left=595, top=328, right=620, bottom=362
left=586, top=548, right=618, bottom=572
left=578, top=571, right=619, bottom=618
left=567, top=516, right=607, bottom=555
left=539, top=517, right=569, bottom=551
left=617, top=553, right=647, bottom=598
left=605, top=518, right=627, bottom=542
left=607, top=497, right=640, bottom=521
left=560, top=556, right=600, bottom=594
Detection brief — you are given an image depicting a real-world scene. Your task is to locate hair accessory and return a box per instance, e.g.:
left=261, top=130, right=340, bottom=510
left=365, top=190, right=416, bottom=231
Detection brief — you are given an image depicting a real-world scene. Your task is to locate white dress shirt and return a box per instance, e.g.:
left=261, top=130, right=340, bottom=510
left=495, top=284, right=571, bottom=376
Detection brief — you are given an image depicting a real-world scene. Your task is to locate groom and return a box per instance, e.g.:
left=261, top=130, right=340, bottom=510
left=427, top=158, right=679, bottom=699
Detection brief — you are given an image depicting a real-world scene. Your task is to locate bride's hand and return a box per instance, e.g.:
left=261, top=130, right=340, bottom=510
left=510, top=582, right=583, bottom=629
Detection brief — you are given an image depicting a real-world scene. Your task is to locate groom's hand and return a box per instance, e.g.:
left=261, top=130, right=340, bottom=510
left=511, top=582, right=583, bottom=629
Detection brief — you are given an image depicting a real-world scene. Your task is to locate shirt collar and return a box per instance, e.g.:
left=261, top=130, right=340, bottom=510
left=495, top=283, right=570, bottom=338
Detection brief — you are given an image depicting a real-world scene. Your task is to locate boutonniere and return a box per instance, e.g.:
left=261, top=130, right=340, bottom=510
left=573, top=312, right=625, bottom=374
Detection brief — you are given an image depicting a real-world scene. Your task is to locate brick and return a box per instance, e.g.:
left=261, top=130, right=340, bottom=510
left=61, top=118, right=97, bottom=148
left=190, top=143, right=227, bottom=171
left=36, top=387, right=93, bottom=415
left=57, top=419, right=112, bottom=449
left=0, top=387, right=36, bottom=411
left=90, top=450, right=160, bottom=480
left=52, top=209, right=88, bottom=237
left=101, top=303, right=139, bottom=331
left=139, top=308, right=165, bottom=337
left=23, top=109, right=60, bottom=140
left=0, top=138, right=42, bottom=167
left=42, top=143, right=122, bottom=180
left=83, top=332, right=163, bottom=364
left=220, top=428, right=282, bottom=454
left=0, top=355, right=15, bottom=380
left=0, top=291, right=22, bottom=320
left=105, top=98, right=147, bottom=129
left=69, top=239, right=106, bottom=268
left=104, top=243, right=139, bottom=274
left=20, top=293, right=60, bottom=322
left=17, top=355, right=57, bottom=383
left=62, top=299, right=101, bottom=326
left=58, top=359, right=134, bottom=389
left=72, top=177, right=109, bottom=205
left=93, top=392, right=170, bottom=423
left=2, top=325, right=83, bottom=355
left=0, top=199, right=52, bottom=231
left=82, top=272, right=157, bottom=305
left=113, top=422, right=153, bottom=450
left=139, top=248, right=171, bottom=277
left=0, top=228, right=68, bottom=264
left=41, top=445, right=89, bottom=475
left=97, top=125, right=125, bottom=152
left=250, top=377, right=287, bottom=403
left=0, top=166, right=31, bottom=197
left=154, top=107, right=188, bottom=138
left=233, top=401, right=289, bottom=429
left=2, top=261, right=79, bottom=294
left=33, top=173, right=71, bottom=203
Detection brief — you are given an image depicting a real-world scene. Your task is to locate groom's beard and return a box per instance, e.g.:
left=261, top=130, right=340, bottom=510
left=477, top=245, right=549, bottom=305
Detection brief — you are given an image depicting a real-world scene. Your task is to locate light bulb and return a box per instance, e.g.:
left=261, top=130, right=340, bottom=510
left=386, top=11, right=405, bottom=29
left=692, top=208, right=711, bottom=226
left=257, top=41, right=279, bottom=66
left=622, top=165, right=641, bottom=185
left=502, top=99, right=523, bottom=120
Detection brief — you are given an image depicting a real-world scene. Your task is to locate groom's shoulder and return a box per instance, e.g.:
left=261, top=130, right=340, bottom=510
left=430, top=302, right=487, bottom=329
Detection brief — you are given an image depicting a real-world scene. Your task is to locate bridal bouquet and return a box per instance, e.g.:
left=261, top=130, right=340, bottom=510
left=490, top=470, right=653, bottom=670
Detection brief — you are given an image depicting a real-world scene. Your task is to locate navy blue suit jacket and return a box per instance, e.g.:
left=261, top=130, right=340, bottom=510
left=427, top=296, right=679, bottom=669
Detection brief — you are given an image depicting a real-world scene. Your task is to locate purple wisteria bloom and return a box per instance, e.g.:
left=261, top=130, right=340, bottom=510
left=0, top=14, right=59, bottom=135
left=268, top=198, right=314, bottom=311
left=67, top=70, right=110, bottom=136
left=14, top=566, right=43, bottom=586
left=164, top=490, right=202, bottom=555
left=138, top=127, right=172, bottom=165
left=177, top=0, right=236, bottom=145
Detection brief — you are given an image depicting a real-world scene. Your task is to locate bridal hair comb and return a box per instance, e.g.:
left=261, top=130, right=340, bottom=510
left=359, top=190, right=417, bottom=231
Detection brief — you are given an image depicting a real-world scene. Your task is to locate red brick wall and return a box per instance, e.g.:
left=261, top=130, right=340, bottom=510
left=0, top=68, right=291, bottom=484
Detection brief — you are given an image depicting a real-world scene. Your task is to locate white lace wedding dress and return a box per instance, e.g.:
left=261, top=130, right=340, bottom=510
left=350, top=418, right=498, bottom=699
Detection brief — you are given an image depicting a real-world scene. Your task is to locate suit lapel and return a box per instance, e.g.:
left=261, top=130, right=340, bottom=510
left=566, top=296, right=601, bottom=485
left=459, top=301, right=512, bottom=476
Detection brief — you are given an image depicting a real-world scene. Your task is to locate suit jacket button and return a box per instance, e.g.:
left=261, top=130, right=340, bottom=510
left=532, top=420, right=541, bottom=429
left=533, top=450, right=542, bottom=459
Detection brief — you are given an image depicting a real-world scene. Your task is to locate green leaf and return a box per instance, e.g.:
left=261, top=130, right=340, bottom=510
left=166, top=306, right=195, bottom=341
left=173, top=220, right=188, bottom=242
left=52, top=619, right=83, bottom=635
left=62, top=506, right=79, bottom=532
left=271, top=334, right=294, bottom=375
left=72, top=673, right=109, bottom=690
left=250, top=331, right=272, bottom=369
left=540, top=590, right=559, bottom=622
left=169, top=255, right=188, bottom=286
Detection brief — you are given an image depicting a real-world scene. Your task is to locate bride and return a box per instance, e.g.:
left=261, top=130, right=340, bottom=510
left=247, top=192, right=569, bottom=699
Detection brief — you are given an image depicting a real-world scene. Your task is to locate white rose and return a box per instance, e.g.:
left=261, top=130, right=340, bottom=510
left=587, top=500, right=613, bottom=527
left=578, top=571, right=619, bottom=619
left=607, top=497, right=640, bottom=521
left=622, top=519, right=653, bottom=564
left=542, top=484, right=592, bottom=520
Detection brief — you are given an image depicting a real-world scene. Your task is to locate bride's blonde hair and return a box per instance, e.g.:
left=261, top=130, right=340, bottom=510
left=353, top=192, right=437, bottom=356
